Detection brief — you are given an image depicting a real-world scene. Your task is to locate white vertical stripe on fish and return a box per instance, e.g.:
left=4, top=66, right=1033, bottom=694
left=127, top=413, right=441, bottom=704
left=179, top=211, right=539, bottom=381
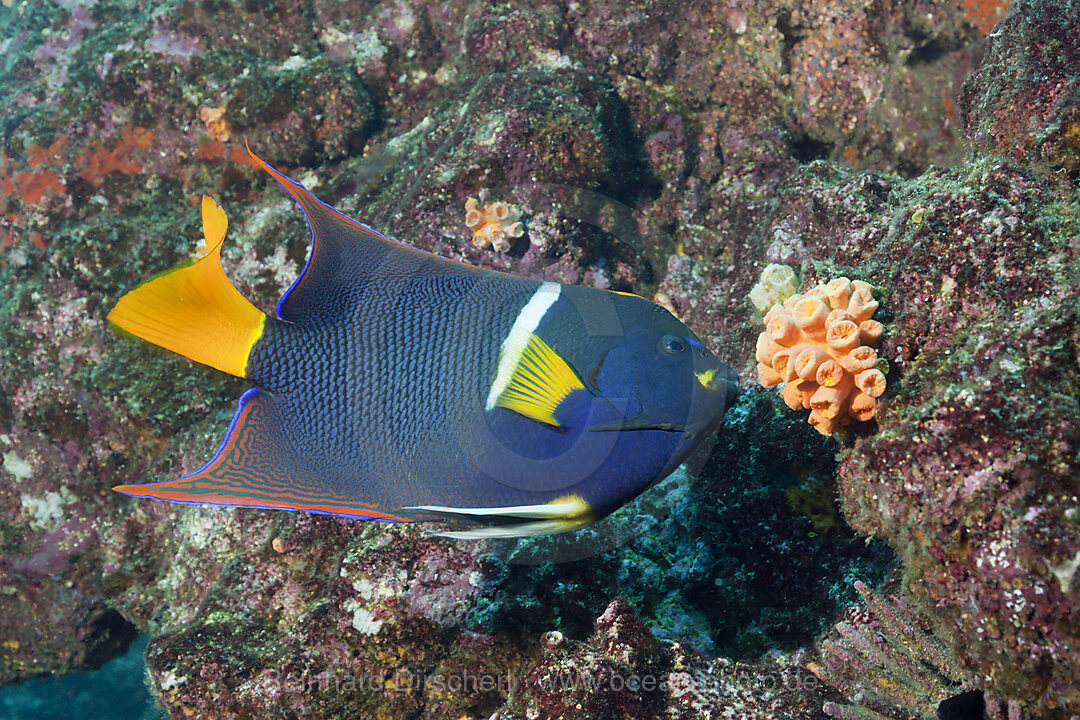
left=485, top=281, right=561, bottom=410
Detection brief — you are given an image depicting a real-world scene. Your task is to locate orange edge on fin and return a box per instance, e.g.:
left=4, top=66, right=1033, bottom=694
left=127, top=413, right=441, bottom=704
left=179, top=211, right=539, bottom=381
left=111, top=482, right=412, bottom=523
left=244, top=139, right=309, bottom=211
left=110, top=387, right=410, bottom=523
left=240, top=142, right=380, bottom=237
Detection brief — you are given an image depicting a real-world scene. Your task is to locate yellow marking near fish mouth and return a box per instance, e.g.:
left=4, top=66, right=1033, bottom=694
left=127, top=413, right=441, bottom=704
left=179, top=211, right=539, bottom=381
left=695, top=368, right=718, bottom=389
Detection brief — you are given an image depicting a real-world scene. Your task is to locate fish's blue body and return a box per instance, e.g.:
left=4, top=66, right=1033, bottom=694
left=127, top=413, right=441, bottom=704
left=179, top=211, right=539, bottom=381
left=108, top=149, right=739, bottom=538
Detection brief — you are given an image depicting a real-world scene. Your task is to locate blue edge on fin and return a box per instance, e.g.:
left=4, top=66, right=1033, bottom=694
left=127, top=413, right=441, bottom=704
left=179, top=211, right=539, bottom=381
left=118, top=388, right=400, bottom=523
left=261, top=156, right=409, bottom=322
left=117, top=152, right=420, bottom=522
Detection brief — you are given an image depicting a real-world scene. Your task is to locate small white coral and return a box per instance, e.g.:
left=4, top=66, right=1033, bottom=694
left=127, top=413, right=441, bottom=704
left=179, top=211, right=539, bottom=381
left=159, top=670, right=188, bottom=691
left=343, top=598, right=384, bottom=635
left=464, top=197, right=524, bottom=252
left=3, top=450, right=32, bottom=481
left=748, top=263, right=799, bottom=312
left=21, top=488, right=75, bottom=531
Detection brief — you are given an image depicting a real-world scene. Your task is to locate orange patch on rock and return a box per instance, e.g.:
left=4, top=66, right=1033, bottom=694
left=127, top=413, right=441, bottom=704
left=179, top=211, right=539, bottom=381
left=77, top=126, right=156, bottom=186
left=123, top=126, right=155, bottom=151
left=195, top=140, right=226, bottom=160
left=0, top=136, right=74, bottom=254
left=26, top=136, right=67, bottom=166
left=963, top=0, right=1011, bottom=34
left=13, top=169, right=64, bottom=204
left=228, top=146, right=261, bottom=169
left=1, top=138, right=68, bottom=206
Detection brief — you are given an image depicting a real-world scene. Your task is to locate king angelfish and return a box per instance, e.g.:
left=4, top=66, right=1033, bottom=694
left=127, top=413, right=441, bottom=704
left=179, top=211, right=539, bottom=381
left=107, top=149, right=740, bottom=538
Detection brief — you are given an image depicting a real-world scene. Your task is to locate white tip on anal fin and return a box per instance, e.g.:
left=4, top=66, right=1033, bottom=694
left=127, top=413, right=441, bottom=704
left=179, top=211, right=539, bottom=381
left=427, top=516, right=594, bottom=539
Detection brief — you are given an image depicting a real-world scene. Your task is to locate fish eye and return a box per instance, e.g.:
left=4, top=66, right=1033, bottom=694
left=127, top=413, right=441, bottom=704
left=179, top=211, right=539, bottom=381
left=658, top=334, right=686, bottom=355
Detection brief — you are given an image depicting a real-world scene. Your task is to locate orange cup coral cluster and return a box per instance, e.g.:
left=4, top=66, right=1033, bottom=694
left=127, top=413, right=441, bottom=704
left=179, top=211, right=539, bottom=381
left=200, top=106, right=231, bottom=142
left=756, top=278, right=887, bottom=436
left=464, top=197, right=524, bottom=252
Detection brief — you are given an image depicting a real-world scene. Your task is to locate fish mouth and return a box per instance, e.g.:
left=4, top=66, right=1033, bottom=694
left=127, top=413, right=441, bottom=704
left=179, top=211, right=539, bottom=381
left=586, top=417, right=687, bottom=434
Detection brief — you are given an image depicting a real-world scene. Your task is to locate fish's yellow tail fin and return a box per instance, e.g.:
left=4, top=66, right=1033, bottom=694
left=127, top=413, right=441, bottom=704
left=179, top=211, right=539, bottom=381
left=107, top=195, right=266, bottom=378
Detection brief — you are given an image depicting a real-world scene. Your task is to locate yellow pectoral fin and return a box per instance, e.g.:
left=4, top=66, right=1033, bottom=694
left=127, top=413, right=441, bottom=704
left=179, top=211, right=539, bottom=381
left=493, top=333, right=585, bottom=427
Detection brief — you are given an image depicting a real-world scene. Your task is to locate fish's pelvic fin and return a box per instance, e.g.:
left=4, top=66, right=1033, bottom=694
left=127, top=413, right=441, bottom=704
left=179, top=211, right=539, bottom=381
left=107, top=195, right=266, bottom=378
left=406, top=495, right=594, bottom=539
left=112, top=389, right=409, bottom=522
left=489, top=333, right=585, bottom=427
left=430, top=520, right=590, bottom=539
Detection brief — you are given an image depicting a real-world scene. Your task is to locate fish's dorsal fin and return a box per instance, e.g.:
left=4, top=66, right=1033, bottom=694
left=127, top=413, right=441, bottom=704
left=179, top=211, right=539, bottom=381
left=112, top=389, right=409, bottom=522
left=246, top=145, right=460, bottom=324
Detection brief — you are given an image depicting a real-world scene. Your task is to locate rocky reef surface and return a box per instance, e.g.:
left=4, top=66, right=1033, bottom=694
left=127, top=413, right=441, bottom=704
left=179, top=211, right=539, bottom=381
left=2, top=0, right=1077, bottom=718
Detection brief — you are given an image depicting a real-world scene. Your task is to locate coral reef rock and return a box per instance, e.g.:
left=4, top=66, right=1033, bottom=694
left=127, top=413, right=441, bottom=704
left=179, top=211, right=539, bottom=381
left=0, top=0, right=1076, bottom=717
left=495, top=599, right=837, bottom=720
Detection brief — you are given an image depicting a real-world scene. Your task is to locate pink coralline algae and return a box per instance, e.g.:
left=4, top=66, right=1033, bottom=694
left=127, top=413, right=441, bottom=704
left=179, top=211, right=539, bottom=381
left=496, top=599, right=835, bottom=720
left=756, top=278, right=887, bottom=435
left=960, top=0, right=1080, bottom=180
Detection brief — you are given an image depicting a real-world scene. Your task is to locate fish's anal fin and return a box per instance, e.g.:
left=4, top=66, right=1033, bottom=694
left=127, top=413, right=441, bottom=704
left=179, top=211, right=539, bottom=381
left=113, top=389, right=410, bottom=522
left=489, top=333, right=585, bottom=427
left=107, top=195, right=266, bottom=378
left=405, top=495, right=594, bottom=539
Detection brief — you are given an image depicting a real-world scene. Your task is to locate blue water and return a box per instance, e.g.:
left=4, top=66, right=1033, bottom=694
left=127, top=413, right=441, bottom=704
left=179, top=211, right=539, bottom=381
left=0, top=636, right=164, bottom=720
